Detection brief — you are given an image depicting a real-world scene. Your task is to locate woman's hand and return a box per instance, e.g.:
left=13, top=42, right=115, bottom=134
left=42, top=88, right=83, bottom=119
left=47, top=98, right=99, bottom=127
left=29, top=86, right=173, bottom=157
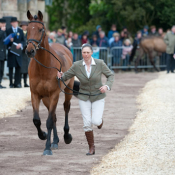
left=57, top=71, right=63, bottom=79
left=99, top=85, right=108, bottom=93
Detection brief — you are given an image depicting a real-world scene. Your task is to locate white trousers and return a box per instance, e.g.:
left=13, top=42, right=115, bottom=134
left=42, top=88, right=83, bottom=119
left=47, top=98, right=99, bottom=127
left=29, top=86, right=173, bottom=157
left=78, top=98, right=105, bottom=132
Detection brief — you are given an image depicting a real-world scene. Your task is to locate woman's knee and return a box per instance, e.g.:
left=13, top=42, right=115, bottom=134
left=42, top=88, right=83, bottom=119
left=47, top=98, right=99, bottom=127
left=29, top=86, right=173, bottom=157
left=92, top=118, right=102, bottom=126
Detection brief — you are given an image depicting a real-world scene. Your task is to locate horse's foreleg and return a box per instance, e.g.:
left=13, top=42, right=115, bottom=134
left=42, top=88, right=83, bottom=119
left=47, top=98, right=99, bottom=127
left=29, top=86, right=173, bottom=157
left=42, top=97, right=59, bottom=150
left=32, top=93, right=47, bottom=140
left=43, top=95, right=58, bottom=155
left=63, top=82, right=73, bottom=144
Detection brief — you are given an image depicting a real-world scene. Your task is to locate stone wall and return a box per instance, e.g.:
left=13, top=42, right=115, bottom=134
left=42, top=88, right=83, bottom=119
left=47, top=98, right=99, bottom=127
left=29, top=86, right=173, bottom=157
left=0, top=0, right=49, bottom=28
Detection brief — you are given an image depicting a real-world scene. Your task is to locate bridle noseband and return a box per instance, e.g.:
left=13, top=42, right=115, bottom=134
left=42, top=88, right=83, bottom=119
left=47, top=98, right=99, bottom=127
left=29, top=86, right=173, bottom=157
left=27, top=20, right=46, bottom=50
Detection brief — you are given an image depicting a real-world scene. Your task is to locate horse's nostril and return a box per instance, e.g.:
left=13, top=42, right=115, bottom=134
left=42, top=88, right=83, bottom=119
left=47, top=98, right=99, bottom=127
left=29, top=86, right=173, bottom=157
left=31, top=49, right=34, bottom=54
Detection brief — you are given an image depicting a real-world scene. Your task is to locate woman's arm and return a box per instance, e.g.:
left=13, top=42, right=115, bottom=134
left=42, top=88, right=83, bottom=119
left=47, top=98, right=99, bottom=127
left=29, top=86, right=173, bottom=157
left=101, top=61, right=114, bottom=90
left=57, top=63, right=76, bottom=81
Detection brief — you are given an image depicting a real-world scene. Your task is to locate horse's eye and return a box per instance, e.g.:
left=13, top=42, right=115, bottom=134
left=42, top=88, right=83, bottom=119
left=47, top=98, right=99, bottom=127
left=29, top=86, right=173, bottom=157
left=39, top=29, right=42, bottom=32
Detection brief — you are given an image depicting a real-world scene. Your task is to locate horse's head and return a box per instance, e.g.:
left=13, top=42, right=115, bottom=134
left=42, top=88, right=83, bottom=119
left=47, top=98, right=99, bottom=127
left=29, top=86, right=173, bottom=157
left=26, top=10, right=46, bottom=58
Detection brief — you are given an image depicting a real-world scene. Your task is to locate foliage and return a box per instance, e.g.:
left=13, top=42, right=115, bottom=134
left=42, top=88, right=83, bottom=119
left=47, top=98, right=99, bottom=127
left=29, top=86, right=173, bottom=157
left=46, top=0, right=175, bottom=35
left=46, top=0, right=91, bottom=32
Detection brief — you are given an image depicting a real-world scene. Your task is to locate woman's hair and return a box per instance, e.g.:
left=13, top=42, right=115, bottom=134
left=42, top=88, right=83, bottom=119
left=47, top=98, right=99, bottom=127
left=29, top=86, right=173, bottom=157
left=81, top=43, right=93, bottom=52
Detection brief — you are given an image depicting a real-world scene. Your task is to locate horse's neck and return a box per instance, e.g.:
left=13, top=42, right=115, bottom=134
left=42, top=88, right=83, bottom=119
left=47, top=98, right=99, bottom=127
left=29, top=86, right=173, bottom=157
left=35, top=37, right=50, bottom=64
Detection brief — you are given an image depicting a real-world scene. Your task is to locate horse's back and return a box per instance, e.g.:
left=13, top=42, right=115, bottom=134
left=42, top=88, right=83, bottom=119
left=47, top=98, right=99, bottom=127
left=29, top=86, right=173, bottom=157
left=141, top=36, right=166, bottom=52
left=50, top=43, right=73, bottom=62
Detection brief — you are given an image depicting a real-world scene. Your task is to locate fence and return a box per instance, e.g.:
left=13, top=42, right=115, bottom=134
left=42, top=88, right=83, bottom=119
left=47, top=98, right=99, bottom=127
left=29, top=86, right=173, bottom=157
left=72, top=47, right=167, bottom=70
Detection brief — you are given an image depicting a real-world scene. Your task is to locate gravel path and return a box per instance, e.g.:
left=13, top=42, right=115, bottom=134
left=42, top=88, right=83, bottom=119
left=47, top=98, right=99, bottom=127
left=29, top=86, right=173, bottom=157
left=0, top=79, right=30, bottom=118
left=91, top=72, right=175, bottom=175
left=0, top=72, right=157, bottom=175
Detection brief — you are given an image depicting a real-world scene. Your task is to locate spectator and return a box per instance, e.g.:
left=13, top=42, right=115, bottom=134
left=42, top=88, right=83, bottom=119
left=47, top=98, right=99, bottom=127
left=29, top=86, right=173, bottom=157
left=48, top=32, right=56, bottom=43
left=111, top=34, right=123, bottom=66
left=98, top=31, right=109, bottom=63
left=122, top=26, right=128, bottom=33
left=56, top=29, right=65, bottom=45
left=93, top=25, right=102, bottom=39
left=61, top=26, right=67, bottom=38
left=72, top=33, right=81, bottom=47
left=133, top=31, right=142, bottom=46
left=20, top=21, right=30, bottom=87
left=123, top=31, right=133, bottom=44
left=109, top=32, right=119, bottom=46
left=98, top=31, right=109, bottom=47
left=122, top=39, right=133, bottom=68
left=142, top=25, right=149, bottom=36
left=90, top=34, right=99, bottom=47
left=149, top=25, right=158, bottom=36
left=158, top=28, right=164, bottom=37
left=81, top=33, right=89, bottom=45
left=68, top=31, right=73, bottom=38
left=72, top=33, right=81, bottom=62
left=0, top=18, right=6, bottom=88
left=164, top=25, right=175, bottom=73
left=6, top=17, right=24, bottom=88
left=108, top=24, right=118, bottom=39
left=65, top=37, right=73, bottom=50
left=120, top=31, right=125, bottom=43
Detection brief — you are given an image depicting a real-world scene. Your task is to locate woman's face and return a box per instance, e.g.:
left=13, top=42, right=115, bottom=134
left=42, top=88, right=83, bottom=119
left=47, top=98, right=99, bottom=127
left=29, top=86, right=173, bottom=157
left=82, top=47, right=93, bottom=62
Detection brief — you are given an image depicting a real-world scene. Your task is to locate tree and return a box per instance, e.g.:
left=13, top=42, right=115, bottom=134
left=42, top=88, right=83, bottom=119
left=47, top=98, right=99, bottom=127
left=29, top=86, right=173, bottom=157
left=46, top=0, right=91, bottom=32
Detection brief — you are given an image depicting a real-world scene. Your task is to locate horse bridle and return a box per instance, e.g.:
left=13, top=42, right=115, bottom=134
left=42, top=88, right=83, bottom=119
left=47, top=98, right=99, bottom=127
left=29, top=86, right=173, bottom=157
left=27, top=21, right=46, bottom=50
left=26, top=20, right=101, bottom=96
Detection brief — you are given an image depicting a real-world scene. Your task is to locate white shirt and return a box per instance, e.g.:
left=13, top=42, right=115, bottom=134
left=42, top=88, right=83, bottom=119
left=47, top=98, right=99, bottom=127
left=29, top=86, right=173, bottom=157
left=82, top=57, right=110, bottom=90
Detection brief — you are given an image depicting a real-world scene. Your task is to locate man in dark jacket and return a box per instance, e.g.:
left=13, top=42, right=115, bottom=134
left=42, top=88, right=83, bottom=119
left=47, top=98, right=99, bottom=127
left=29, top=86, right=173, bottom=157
left=0, top=18, right=6, bottom=88
left=6, top=17, right=24, bottom=88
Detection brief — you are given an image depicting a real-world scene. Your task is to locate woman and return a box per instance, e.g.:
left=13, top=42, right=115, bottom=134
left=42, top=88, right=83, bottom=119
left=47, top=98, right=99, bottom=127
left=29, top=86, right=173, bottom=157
left=57, top=43, right=114, bottom=155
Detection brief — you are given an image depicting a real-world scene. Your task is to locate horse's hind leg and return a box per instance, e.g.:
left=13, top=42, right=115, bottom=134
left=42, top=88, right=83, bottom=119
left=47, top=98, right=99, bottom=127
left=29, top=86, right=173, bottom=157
left=43, top=94, right=59, bottom=155
left=42, top=97, right=59, bottom=149
left=63, top=80, right=74, bottom=144
left=148, top=51, right=159, bottom=72
left=32, top=93, right=47, bottom=140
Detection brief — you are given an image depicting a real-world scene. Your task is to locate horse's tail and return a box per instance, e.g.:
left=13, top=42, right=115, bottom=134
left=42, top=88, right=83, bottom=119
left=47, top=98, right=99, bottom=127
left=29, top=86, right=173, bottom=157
left=73, top=80, right=80, bottom=97
left=130, top=43, right=138, bottom=62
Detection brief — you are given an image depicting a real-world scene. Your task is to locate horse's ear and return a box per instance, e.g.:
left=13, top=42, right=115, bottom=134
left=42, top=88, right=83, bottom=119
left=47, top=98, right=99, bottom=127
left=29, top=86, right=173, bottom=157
left=38, top=11, right=43, bottom=21
left=27, top=10, right=33, bottom=21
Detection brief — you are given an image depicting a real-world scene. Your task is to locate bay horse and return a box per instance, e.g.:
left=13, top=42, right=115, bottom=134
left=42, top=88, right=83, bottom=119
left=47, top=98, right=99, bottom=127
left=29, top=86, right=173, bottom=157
left=26, top=10, right=74, bottom=155
left=130, top=36, right=167, bottom=72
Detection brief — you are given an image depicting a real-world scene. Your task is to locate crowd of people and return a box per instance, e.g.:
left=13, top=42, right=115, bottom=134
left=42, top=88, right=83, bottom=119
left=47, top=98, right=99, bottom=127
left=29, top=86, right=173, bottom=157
left=0, top=16, right=173, bottom=89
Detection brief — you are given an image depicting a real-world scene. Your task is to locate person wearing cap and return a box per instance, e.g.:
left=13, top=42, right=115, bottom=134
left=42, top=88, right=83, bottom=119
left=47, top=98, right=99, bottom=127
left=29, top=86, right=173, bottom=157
left=6, top=17, right=25, bottom=88
left=0, top=18, right=7, bottom=88
left=149, top=25, right=159, bottom=36
left=108, top=24, right=118, bottom=39
left=20, top=21, right=30, bottom=87
left=142, top=25, right=149, bottom=36
left=57, top=43, right=114, bottom=155
left=93, top=25, right=102, bottom=39
left=56, top=29, right=65, bottom=45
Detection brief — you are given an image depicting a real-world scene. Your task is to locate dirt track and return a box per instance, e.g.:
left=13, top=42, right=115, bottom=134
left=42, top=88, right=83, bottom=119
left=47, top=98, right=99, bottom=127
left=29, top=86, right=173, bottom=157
left=0, top=72, right=157, bottom=175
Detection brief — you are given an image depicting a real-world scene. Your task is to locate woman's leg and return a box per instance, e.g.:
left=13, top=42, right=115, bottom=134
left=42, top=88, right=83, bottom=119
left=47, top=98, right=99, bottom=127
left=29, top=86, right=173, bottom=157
left=79, top=99, right=95, bottom=155
left=91, top=98, right=105, bottom=128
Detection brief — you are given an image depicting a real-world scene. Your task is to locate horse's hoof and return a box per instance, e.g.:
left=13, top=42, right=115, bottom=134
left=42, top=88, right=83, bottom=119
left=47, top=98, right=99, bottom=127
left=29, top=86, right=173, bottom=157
left=64, top=133, right=72, bottom=144
left=51, top=143, right=58, bottom=149
left=38, top=131, right=47, bottom=140
left=43, top=149, right=52, bottom=155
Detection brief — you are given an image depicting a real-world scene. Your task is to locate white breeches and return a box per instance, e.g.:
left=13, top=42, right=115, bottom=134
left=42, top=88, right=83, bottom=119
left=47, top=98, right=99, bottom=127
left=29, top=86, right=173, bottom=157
left=78, top=98, right=105, bottom=132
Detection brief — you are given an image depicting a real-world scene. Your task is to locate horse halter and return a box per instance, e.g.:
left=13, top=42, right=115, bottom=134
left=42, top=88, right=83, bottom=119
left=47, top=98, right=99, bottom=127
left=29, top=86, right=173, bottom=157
left=27, top=20, right=45, bottom=50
